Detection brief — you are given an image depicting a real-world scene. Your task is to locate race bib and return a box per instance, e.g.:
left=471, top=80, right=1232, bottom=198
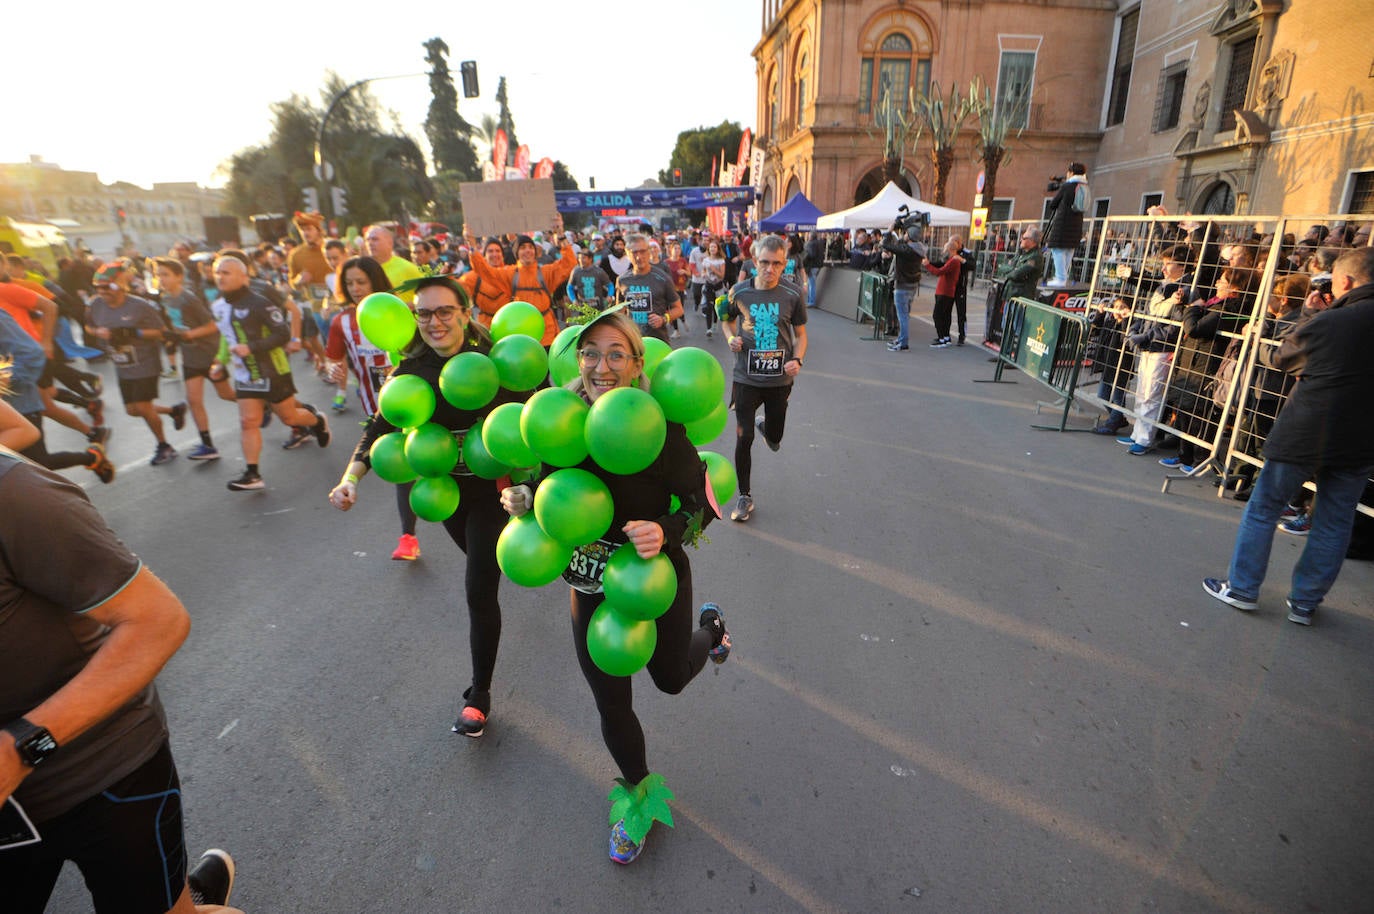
left=623, top=288, right=652, bottom=324
left=234, top=376, right=271, bottom=394
left=110, top=346, right=136, bottom=367
left=563, top=538, right=616, bottom=594
left=366, top=364, right=392, bottom=394
left=747, top=348, right=785, bottom=377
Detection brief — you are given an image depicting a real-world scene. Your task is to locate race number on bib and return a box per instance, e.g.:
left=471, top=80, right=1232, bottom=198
left=366, top=364, right=392, bottom=394
left=234, top=376, right=271, bottom=394
left=110, top=346, right=136, bottom=367
left=564, top=538, right=616, bottom=594
left=624, top=289, right=652, bottom=324
left=747, top=348, right=785, bottom=377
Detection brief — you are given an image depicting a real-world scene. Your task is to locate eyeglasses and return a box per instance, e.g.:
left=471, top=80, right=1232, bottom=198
left=756, top=259, right=786, bottom=269
left=578, top=348, right=636, bottom=369
left=413, top=305, right=459, bottom=324
left=629, top=247, right=650, bottom=256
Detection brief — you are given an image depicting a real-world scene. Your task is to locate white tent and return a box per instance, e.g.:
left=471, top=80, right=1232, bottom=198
left=817, top=181, right=971, bottom=229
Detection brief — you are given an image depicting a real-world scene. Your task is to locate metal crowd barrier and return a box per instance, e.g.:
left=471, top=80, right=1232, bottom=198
left=977, top=296, right=1091, bottom=432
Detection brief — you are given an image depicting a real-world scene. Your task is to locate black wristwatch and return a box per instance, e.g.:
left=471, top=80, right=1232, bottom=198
left=3, top=718, right=59, bottom=768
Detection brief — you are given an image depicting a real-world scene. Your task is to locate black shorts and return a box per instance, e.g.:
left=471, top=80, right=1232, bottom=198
left=299, top=305, right=320, bottom=339
left=235, top=373, right=297, bottom=403
left=118, top=376, right=161, bottom=405
left=0, top=740, right=188, bottom=914
left=181, top=363, right=212, bottom=381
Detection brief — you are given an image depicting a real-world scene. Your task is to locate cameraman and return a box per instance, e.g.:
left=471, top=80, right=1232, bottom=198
left=1044, top=162, right=1090, bottom=287
left=881, top=214, right=927, bottom=351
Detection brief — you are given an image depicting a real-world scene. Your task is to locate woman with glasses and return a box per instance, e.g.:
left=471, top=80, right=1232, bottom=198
left=329, top=276, right=524, bottom=737
left=324, top=256, right=421, bottom=561
left=499, top=306, right=730, bottom=864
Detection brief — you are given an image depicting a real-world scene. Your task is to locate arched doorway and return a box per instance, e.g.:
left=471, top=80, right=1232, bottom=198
left=1197, top=181, right=1236, bottom=215
left=854, top=166, right=920, bottom=205
left=785, top=176, right=802, bottom=201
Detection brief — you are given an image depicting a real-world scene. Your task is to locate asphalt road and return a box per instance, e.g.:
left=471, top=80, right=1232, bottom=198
left=44, top=297, right=1374, bottom=913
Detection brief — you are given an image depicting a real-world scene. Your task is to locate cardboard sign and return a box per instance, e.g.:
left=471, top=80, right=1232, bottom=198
left=460, top=178, right=559, bottom=237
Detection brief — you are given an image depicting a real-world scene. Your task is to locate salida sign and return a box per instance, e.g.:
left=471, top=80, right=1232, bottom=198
left=556, top=186, right=755, bottom=213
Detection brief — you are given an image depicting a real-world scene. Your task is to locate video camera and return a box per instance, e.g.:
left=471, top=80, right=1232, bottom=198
left=1047, top=176, right=1064, bottom=193
left=892, top=204, right=930, bottom=235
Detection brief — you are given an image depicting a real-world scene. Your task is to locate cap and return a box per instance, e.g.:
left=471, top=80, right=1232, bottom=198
left=592, top=233, right=604, bottom=240
left=93, top=258, right=133, bottom=288
left=515, top=234, right=535, bottom=250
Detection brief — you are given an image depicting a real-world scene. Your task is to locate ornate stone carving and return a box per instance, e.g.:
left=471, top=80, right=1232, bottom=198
left=1191, top=80, right=1212, bottom=127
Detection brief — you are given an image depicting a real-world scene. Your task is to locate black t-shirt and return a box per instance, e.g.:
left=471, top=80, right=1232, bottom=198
left=0, top=451, right=166, bottom=823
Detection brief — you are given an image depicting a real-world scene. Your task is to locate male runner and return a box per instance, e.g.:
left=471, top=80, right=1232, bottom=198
left=615, top=233, right=682, bottom=344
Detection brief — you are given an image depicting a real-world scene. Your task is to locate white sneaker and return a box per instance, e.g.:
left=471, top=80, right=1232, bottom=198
left=670, top=330, right=680, bottom=340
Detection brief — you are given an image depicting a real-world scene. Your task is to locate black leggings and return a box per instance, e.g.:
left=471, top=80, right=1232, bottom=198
left=439, top=478, right=507, bottom=694
left=732, top=382, right=792, bottom=496
left=21, top=413, right=90, bottom=471
left=396, top=480, right=418, bottom=536
left=933, top=294, right=956, bottom=339
left=701, top=282, right=723, bottom=329
left=570, top=549, right=711, bottom=784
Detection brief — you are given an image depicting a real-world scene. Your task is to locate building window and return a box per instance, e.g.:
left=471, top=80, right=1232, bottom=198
left=996, top=51, right=1036, bottom=129
left=1153, top=63, right=1188, bottom=132
left=1347, top=171, right=1374, bottom=214
left=1141, top=192, right=1163, bottom=214
left=990, top=198, right=1013, bottom=223
left=795, top=53, right=809, bottom=126
left=1094, top=198, right=1111, bottom=220
left=768, top=74, right=780, bottom=137
left=1199, top=182, right=1235, bottom=215
left=859, top=32, right=931, bottom=114
left=1106, top=8, right=1139, bottom=126
left=1219, top=35, right=1256, bottom=131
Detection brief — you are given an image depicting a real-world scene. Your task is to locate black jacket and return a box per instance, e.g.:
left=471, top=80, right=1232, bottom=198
left=1264, top=282, right=1374, bottom=467
left=881, top=233, right=925, bottom=290
left=1044, top=176, right=1088, bottom=250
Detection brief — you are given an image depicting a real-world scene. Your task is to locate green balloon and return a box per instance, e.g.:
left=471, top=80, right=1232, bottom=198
left=520, top=387, right=589, bottom=467
left=699, top=450, right=737, bottom=504
left=357, top=292, right=417, bottom=352
left=409, top=475, right=460, bottom=522
left=482, top=401, right=536, bottom=468
left=369, top=431, right=417, bottom=484
left=490, top=301, right=546, bottom=341
left=603, top=543, right=678, bottom=621
left=405, top=423, right=460, bottom=477
left=534, top=468, right=613, bottom=546
left=585, top=387, right=666, bottom=476
left=549, top=325, right=582, bottom=386
left=439, top=351, right=500, bottom=410
left=461, top=419, right=512, bottom=480
left=651, top=347, right=725, bottom=424
left=490, top=335, right=549, bottom=392
left=642, top=337, right=671, bottom=379
left=586, top=602, right=658, bottom=677
left=497, top=513, right=574, bottom=587
left=378, top=374, right=436, bottom=429
left=684, top=399, right=729, bottom=446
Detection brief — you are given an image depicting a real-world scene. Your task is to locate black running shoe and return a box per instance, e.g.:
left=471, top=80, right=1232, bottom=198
left=86, top=445, right=116, bottom=484
left=170, top=401, right=188, bottom=431
left=282, top=427, right=312, bottom=450
left=227, top=470, right=265, bottom=491
left=307, top=404, right=331, bottom=448
left=87, top=424, right=111, bottom=446
left=700, top=602, right=731, bottom=664
left=452, top=687, right=490, bottom=738
left=87, top=397, right=105, bottom=427
left=188, top=848, right=235, bottom=907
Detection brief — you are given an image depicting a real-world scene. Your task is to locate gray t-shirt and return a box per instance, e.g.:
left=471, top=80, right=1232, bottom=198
left=616, top=269, right=680, bottom=343
left=87, top=294, right=166, bottom=380
left=0, top=450, right=167, bottom=823
left=570, top=266, right=610, bottom=306
left=159, top=289, right=219, bottom=370
left=725, top=278, right=807, bottom=388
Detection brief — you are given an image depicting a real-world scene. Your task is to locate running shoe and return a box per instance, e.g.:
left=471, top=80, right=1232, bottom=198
left=332, top=392, right=347, bottom=413
left=1115, top=435, right=1136, bottom=446
left=670, top=330, right=680, bottom=340
left=1128, top=443, right=1154, bottom=456
left=451, top=687, right=490, bottom=738
left=755, top=417, right=780, bottom=452
left=86, top=444, right=115, bottom=484
left=87, top=425, right=111, bottom=446
left=929, top=337, right=951, bottom=348
left=227, top=470, right=265, bottom=491
left=705, top=328, right=714, bottom=337
left=729, top=494, right=754, bottom=522
left=188, top=443, right=221, bottom=461
left=150, top=442, right=177, bottom=466
left=188, top=849, right=235, bottom=907
left=87, top=397, right=105, bottom=427
left=700, top=602, right=731, bottom=664
left=391, top=533, right=421, bottom=561
left=1279, top=504, right=1301, bottom=520
left=1286, top=598, right=1315, bottom=626
left=161, top=365, right=179, bottom=379
left=609, top=820, right=646, bottom=865
left=1158, top=457, right=1194, bottom=472
left=307, top=405, right=331, bottom=448
left=1278, top=513, right=1311, bottom=536
left=1202, top=578, right=1258, bottom=611
left=282, top=427, right=312, bottom=450
left=170, top=401, right=188, bottom=431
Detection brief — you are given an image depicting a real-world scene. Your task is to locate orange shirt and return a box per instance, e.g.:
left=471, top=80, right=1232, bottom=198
left=466, top=244, right=577, bottom=345
left=458, top=268, right=512, bottom=328
left=0, top=283, right=45, bottom=341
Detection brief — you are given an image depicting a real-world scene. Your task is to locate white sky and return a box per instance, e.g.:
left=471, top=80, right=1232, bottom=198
left=4, top=1, right=759, bottom=192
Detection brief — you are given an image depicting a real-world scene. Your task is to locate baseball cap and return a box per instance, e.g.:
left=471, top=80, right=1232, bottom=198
left=93, top=258, right=133, bottom=288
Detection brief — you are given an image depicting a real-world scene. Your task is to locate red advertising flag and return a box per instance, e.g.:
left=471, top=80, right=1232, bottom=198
left=534, top=157, right=555, bottom=180
left=493, top=129, right=509, bottom=181
left=735, top=129, right=752, bottom=184
left=515, top=144, right=532, bottom=178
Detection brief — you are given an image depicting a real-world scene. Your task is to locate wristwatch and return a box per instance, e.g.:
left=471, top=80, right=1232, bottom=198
left=3, top=718, right=59, bottom=768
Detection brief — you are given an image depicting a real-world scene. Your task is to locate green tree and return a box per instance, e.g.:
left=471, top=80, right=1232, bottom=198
left=423, top=37, right=480, bottom=180
left=911, top=81, right=973, bottom=206
left=495, top=77, right=519, bottom=162
left=966, top=75, right=1029, bottom=210
left=658, top=121, right=745, bottom=187
left=550, top=160, right=579, bottom=191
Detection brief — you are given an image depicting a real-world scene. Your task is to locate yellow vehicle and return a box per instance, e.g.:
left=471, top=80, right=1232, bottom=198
left=0, top=217, right=74, bottom=275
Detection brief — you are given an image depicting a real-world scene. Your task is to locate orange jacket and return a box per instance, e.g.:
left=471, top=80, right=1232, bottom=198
left=466, top=243, right=576, bottom=345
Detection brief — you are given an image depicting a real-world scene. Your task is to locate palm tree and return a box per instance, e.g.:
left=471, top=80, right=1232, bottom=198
left=475, top=113, right=500, bottom=166
left=910, top=81, right=973, bottom=206
left=967, top=75, right=1030, bottom=210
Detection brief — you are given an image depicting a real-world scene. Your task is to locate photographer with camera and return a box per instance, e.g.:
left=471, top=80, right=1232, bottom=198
left=881, top=206, right=929, bottom=351
left=1044, top=162, right=1090, bottom=287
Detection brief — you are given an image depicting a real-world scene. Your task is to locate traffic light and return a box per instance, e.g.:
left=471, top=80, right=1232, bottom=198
left=331, top=186, right=349, bottom=216
left=114, top=206, right=127, bottom=226
left=673, top=168, right=682, bottom=186
left=302, top=186, right=320, bottom=212
left=460, top=61, right=479, bottom=99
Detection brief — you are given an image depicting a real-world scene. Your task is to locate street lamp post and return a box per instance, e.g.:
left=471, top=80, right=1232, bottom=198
left=312, top=73, right=427, bottom=220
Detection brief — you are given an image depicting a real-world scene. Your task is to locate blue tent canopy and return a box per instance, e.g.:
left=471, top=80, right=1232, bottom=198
left=757, top=193, right=827, bottom=232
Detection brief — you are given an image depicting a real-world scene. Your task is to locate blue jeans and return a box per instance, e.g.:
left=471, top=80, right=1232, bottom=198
left=1049, top=248, right=1073, bottom=284
left=807, top=274, right=817, bottom=307
left=1226, top=458, right=1373, bottom=609
left=1096, top=379, right=1126, bottom=426
left=893, top=287, right=914, bottom=346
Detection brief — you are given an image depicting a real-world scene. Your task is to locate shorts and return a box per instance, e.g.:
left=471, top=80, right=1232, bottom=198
left=0, top=740, right=188, bottom=914
left=118, top=376, right=161, bottom=405
left=182, top=363, right=212, bottom=381
left=235, top=373, right=297, bottom=404
left=300, top=305, right=320, bottom=340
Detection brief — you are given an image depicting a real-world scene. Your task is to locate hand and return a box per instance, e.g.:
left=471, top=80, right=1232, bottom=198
left=784, top=358, right=801, bottom=378
left=647, top=313, right=665, bottom=329
left=299, top=270, right=313, bottom=285
left=622, top=520, right=664, bottom=558
left=94, top=327, right=111, bottom=341
left=286, top=339, right=303, bottom=353
left=231, top=343, right=250, bottom=357
left=41, top=341, right=54, bottom=360
left=729, top=335, right=743, bottom=352
left=501, top=484, right=533, bottom=517
left=329, top=361, right=346, bottom=384
left=329, top=480, right=357, bottom=511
